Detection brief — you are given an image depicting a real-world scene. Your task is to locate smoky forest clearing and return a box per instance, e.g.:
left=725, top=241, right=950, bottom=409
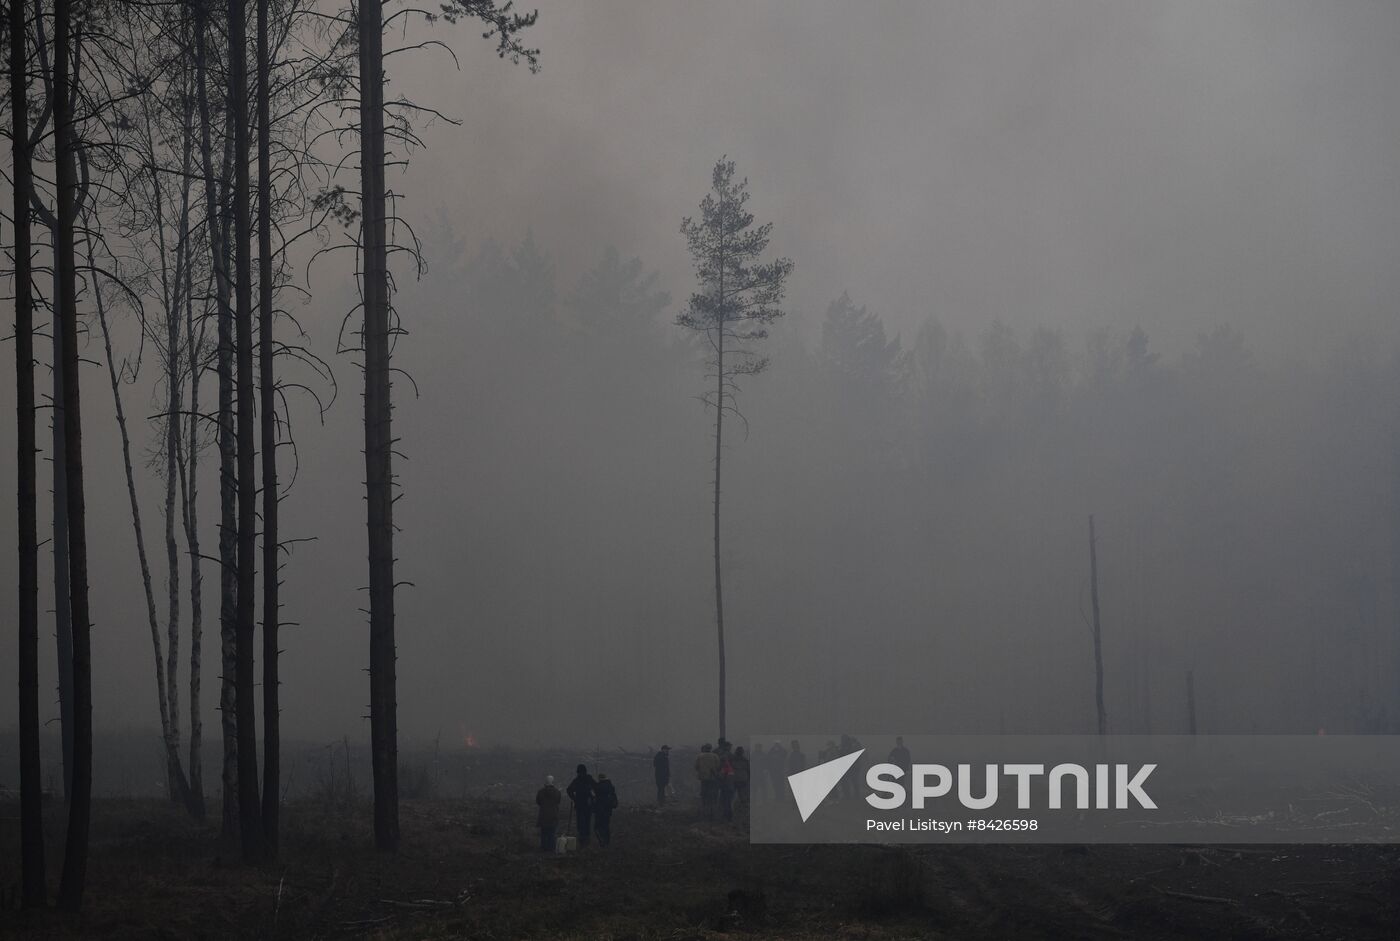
left=6, top=0, right=1400, bottom=938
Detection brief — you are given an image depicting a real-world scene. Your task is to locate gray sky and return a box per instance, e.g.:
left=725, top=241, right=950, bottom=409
left=5, top=1, right=1400, bottom=772
left=402, top=0, right=1400, bottom=357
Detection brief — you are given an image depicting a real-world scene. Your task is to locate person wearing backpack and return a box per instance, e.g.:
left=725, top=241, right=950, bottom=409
left=593, top=773, right=619, bottom=847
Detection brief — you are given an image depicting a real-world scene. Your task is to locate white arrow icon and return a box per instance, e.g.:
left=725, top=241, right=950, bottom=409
left=787, top=748, right=865, bottom=822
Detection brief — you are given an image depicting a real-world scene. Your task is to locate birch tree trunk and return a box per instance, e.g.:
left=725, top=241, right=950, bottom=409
left=85, top=213, right=193, bottom=812
left=131, top=48, right=197, bottom=808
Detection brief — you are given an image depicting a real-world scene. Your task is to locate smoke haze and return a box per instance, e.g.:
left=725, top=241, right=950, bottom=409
left=4, top=0, right=1400, bottom=764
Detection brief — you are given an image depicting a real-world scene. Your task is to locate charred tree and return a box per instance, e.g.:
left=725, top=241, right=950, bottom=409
left=353, top=0, right=537, bottom=852
left=28, top=0, right=77, bottom=804
left=256, top=0, right=280, bottom=855
left=26, top=0, right=76, bottom=798
left=357, top=0, right=398, bottom=852
left=677, top=158, right=792, bottom=741
left=10, top=0, right=46, bottom=907
left=229, top=0, right=264, bottom=862
left=54, top=0, right=93, bottom=910
left=168, top=73, right=211, bottom=814
left=52, top=270, right=75, bottom=798
left=217, top=138, right=240, bottom=848
left=159, top=119, right=194, bottom=809
left=193, top=0, right=241, bottom=846
left=180, top=254, right=208, bottom=819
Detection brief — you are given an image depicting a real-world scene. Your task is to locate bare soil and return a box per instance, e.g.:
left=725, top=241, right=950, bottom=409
left=3, top=758, right=1399, bottom=939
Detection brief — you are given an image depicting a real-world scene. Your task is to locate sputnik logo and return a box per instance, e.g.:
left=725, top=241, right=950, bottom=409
left=787, top=748, right=865, bottom=822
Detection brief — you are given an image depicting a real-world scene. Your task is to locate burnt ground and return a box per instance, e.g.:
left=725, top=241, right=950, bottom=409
left=3, top=749, right=1400, bottom=940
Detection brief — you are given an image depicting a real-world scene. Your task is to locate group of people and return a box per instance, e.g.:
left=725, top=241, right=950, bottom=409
left=534, top=764, right=619, bottom=851
left=690, top=740, right=751, bottom=822
left=740, top=739, right=815, bottom=802
left=744, top=735, right=904, bottom=802
left=683, top=735, right=881, bottom=816
left=532, top=735, right=913, bottom=850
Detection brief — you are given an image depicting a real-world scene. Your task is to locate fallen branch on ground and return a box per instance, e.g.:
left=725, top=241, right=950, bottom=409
left=1152, top=886, right=1238, bottom=905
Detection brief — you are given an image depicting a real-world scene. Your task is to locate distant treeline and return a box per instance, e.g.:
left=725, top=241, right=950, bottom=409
left=397, top=224, right=1400, bottom=742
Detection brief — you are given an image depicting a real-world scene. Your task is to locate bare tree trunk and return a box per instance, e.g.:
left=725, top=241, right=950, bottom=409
left=359, top=0, right=399, bottom=852
left=194, top=0, right=239, bottom=847
left=85, top=213, right=194, bottom=812
left=54, top=0, right=94, bottom=908
left=1089, top=515, right=1106, bottom=736
left=180, top=234, right=208, bottom=820
left=52, top=252, right=74, bottom=801
left=29, top=0, right=75, bottom=802
left=167, top=74, right=199, bottom=816
left=712, top=322, right=725, bottom=743
left=217, top=161, right=239, bottom=847
left=163, top=313, right=184, bottom=799
left=711, top=216, right=728, bottom=744
left=174, top=73, right=208, bottom=813
left=678, top=162, right=787, bottom=746
left=10, top=0, right=47, bottom=905
left=218, top=209, right=239, bottom=845
left=160, top=206, right=185, bottom=808
left=229, top=0, right=265, bottom=863
left=256, top=0, right=280, bottom=855
left=133, top=65, right=196, bottom=809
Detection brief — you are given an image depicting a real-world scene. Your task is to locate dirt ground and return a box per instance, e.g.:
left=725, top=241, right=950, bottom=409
left=4, top=786, right=1400, bottom=940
